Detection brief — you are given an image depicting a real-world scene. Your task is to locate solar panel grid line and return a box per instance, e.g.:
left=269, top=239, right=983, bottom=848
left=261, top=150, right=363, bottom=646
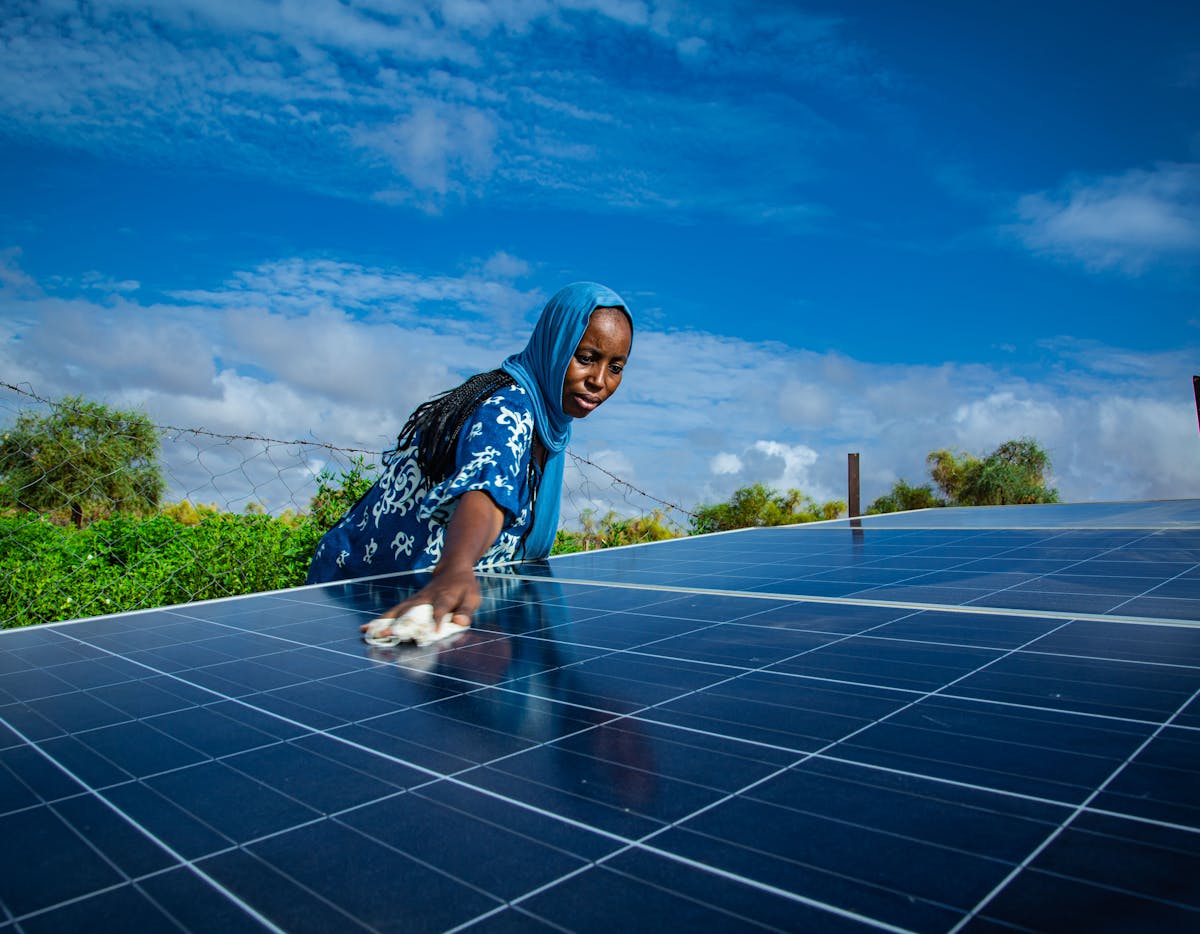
left=4, top=677, right=1190, bottom=931
left=480, top=605, right=1142, bottom=921
left=507, top=617, right=1098, bottom=934
left=537, top=523, right=1200, bottom=917
left=594, top=716, right=1190, bottom=847
left=1105, top=561, right=1200, bottom=618
left=0, top=708, right=291, bottom=934
left=922, top=685, right=1189, bottom=733
left=875, top=639, right=1200, bottom=684
left=441, top=795, right=892, bottom=934
left=1084, top=800, right=1200, bottom=839
left=946, top=683, right=1200, bottom=934
left=944, top=527, right=1191, bottom=612
left=730, top=623, right=1197, bottom=665
left=801, top=750, right=1087, bottom=820
left=0, top=638, right=588, bottom=929
left=17, top=625, right=508, bottom=811
left=0, top=607, right=1180, bottom=729
left=41, top=620, right=532, bottom=789
left=504, top=572, right=1200, bottom=628
left=7, top=593, right=1190, bottom=773
left=643, top=686, right=1176, bottom=801
left=14, top=593, right=849, bottom=921
left=23, top=597, right=912, bottom=921
left=535, top=526, right=1200, bottom=624
left=5, top=503, right=1200, bottom=931
left=816, top=705, right=1157, bottom=826
left=609, top=842, right=917, bottom=934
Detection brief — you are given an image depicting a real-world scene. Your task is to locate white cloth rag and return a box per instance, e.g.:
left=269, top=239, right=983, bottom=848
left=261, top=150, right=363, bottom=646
left=363, top=604, right=468, bottom=648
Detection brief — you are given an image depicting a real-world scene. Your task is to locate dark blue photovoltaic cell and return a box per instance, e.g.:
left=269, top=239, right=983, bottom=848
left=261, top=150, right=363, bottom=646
left=846, top=499, right=1200, bottom=528
left=0, top=501, right=1198, bottom=931
left=547, top=523, right=1200, bottom=621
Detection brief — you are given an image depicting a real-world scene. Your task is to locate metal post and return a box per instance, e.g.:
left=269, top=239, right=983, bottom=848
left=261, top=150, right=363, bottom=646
left=1194, top=376, right=1199, bottom=437
left=847, top=452, right=860, bottom=519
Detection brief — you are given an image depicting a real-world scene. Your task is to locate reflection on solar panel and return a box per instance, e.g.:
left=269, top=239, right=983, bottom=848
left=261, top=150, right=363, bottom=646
left=2, top=501, right=1197, bottom=931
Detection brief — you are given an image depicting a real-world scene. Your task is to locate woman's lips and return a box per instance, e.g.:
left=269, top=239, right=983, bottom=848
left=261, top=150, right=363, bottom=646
left=573, top=393, right=600, bottom=412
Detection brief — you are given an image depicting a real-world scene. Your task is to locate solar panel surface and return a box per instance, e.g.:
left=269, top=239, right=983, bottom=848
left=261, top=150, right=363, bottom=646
left=2, top=501, right=1198, bottom=932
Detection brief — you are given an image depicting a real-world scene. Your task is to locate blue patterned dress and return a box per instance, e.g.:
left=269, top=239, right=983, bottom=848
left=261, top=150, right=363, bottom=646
left=306, top=382, right=541, bottom=584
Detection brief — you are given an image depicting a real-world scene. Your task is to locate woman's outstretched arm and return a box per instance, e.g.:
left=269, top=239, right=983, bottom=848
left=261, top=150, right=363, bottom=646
left=364, top=489, right=504, bottom=629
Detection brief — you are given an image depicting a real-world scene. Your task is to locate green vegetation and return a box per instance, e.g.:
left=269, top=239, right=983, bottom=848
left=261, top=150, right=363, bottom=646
left=552, top=508, right=682, bottom=554
left=691, top=483, right=844, bottom=534
left=306, top=455, right=376, bottom=530
left=866, top=479, right=945, bottom=515
left=0, top=511, right=317, bottom=626
left=0, top=399, right=386, bottom=627
left=0, top=397, right=164, bottom=528
left=929, top=438, right=1058, bottom=506
left=0, top=454, right=376, bottom=628
left=868, top=437, right=1058, bottom=513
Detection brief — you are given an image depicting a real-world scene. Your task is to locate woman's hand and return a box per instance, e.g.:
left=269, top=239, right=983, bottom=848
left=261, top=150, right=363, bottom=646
left=361, top=490, right=504, bottom=633
left=374, top=563, right=481, bottom=628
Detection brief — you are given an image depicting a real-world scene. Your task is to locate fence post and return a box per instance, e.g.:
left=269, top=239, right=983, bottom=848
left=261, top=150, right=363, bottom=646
left=1194, top=375, right=1199, bottom=437
left=847, top=452, right=860, bottom=519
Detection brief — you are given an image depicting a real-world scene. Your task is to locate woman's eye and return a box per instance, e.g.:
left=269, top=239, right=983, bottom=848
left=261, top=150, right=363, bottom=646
left=610, top=364, right=623, bottom=374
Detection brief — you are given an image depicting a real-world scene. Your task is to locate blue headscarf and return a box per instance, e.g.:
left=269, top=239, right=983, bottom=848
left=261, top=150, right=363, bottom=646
left=502, top=282, right=632, bottom=558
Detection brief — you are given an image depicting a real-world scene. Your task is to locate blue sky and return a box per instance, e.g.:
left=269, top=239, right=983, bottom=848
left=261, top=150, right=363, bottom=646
left=1, top=0, right=1198, bottom=521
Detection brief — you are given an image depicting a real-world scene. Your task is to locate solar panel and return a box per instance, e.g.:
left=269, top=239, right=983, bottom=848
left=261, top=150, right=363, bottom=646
left=2, top=502, right=1198, bottom=931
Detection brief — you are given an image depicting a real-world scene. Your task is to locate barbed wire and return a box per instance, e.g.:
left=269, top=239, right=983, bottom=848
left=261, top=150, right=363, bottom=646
left=1, top=381, right=703, bottom=627
left=0, top=380, right=695, bottom=521
left=565, top=451, right=697, bottom=520
left=2, top=381, right=380, bottom=455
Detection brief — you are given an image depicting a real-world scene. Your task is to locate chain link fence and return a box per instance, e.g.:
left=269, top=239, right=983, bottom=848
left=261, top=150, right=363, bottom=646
left=0, top=382, right=695, bottom=628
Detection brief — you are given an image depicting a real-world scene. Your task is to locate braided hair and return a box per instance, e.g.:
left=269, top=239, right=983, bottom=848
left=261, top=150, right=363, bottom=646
left=393, top=369, right=543, bottom=557
left=392, top=369, right=521, bottom=481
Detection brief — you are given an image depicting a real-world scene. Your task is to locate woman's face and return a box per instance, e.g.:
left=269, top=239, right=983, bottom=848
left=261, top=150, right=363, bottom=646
left=561, top=307, right=632, bottom=419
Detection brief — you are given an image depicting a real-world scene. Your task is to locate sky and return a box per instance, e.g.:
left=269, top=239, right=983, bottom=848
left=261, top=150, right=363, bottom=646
left=1, top=0, right=1198, bottom=525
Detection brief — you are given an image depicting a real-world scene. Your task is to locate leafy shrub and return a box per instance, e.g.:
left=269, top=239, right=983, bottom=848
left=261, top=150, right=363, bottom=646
left=552, top=508, right=683, bottom=554
left=0, top=459, right=372, bottom=628
left=928, top=438, right=1058, bottom=506
left=867, top=479, right=946, bottom=514
left=307, top=455, right=376, bottom=530
left=690, top=484, right=844, bottom=534
left=0, top=396, right=164, bottom=528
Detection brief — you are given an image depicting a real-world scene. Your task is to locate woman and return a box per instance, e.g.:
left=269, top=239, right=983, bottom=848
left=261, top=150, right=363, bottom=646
left=306, top=281, right=633, bottom=633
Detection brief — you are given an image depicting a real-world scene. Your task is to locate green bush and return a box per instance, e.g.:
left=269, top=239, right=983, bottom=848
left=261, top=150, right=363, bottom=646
left=0, top=512, right=325, bottom=627
left=552, top=508, right=683, bottom=554
left=0, top=459, right=372, bottom=628
left=867, top=479, right=946, bottom=514
left=928, top=438, right=1058, bottom=506
left=690, top=484, right=844, bottom=534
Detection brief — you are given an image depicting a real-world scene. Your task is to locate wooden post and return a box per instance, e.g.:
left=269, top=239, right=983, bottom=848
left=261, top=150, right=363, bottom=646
left=847, top=452, right=861, bottom=519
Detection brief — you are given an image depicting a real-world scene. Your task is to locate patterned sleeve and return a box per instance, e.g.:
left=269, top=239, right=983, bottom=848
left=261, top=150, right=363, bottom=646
left=441, top=385, right=535, bottom=522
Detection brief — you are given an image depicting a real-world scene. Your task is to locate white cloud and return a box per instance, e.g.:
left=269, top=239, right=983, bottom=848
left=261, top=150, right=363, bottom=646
left=709, top=440, right=829, bottom=501
left=1091, top=396, right=1198, bottom=501
left=950, top=392, right=1065, bottom=454
left=353, top=102, right=499, bottom=202
left=1010, top=163, right=1200, bottom=273
left=0, top=248, right=38, bottom=293
left=480, top=252, right=532, bottom=280
left=0, top=0, right=863, bottom=222
left=778, top=381, right=835, bottom=427
left=3, top=252, right=1198, bottom=521
left=710, top=452, right=742, bottom=475
left=81, top=272, right=140, bottom=293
